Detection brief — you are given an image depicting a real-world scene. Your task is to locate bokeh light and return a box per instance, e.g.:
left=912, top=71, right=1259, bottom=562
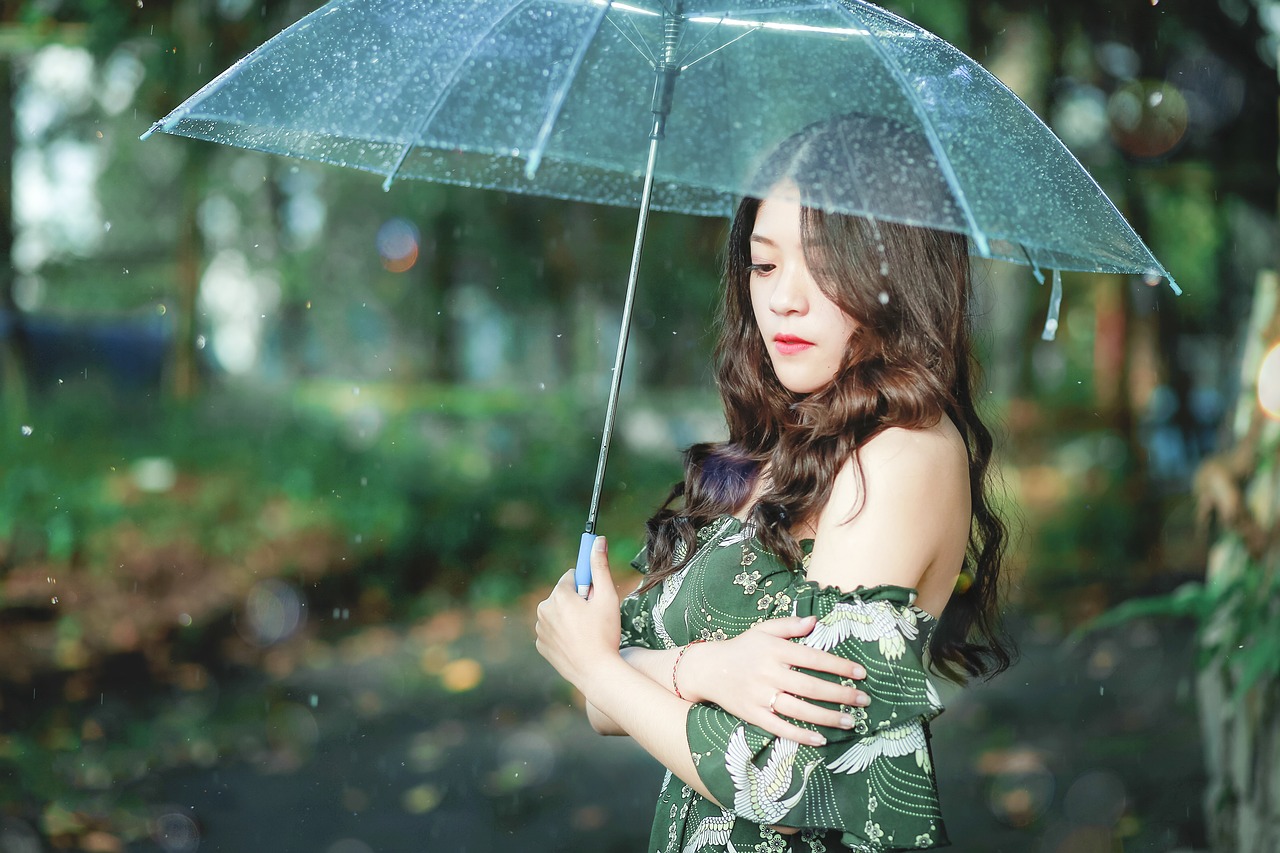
left=981, top=748, right=1055, bottom=827
left=151, top=812, right=200, bottom=853
left=440, top=657, right=484, bottom=692
left=241, top=579, right=305, bottom=646
left=1108, top=80, right=1188, bottom=159
left=377, top=217, right=419, bottom=273
left=1259, top=341, right=1280, bottom=420
left=1063, top=769, right=1127, bottom=827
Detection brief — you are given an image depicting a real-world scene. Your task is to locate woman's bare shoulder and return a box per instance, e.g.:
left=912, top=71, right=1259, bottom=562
left=804, top=419, right=970, bottom=596
left=857, top=419, right=967, bottom=477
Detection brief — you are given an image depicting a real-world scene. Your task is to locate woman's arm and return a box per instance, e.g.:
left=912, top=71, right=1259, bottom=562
left=615, top=624, right=870, bottom=742
left=536, top=538, right=731, bottom=802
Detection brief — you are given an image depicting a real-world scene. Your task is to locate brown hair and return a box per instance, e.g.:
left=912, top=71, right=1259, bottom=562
left=640, top=117, right=1014, bottom=683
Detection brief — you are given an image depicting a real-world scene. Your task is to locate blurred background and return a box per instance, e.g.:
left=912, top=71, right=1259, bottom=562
left=0, top=1, right=1277, bottom=851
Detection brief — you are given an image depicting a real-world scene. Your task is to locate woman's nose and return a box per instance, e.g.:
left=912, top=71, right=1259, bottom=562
left=769, top=268, right=810, bottom=315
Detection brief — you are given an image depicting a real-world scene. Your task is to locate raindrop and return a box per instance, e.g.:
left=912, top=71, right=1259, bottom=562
left=152, top=812, right=200, bottom=853
left=310, top=694, right=319, bottom=708
left=178, top=613, right=192, bottom=627
left=195, top=334, right=206, bottom=350
left=51, top=596, right=58, bottom=605
left=103, top=221, right=112, bottom=232
left=877, top=291, right=890, bottom=305
left=879, top=261, right=889, bottom=277
left=20, top=425, right=32, bottom=436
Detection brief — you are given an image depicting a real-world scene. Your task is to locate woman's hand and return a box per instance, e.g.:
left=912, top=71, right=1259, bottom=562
left=535, top=537, right=622, bottom=692
left=677, top=617, right=870, bottom=744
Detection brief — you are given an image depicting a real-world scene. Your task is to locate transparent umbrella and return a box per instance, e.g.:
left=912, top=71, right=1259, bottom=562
left=143, top=0, right=1177, bottom=590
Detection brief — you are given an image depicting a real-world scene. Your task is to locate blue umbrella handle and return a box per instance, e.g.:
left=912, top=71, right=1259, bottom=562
left=575, top=533, right=597, bottom=598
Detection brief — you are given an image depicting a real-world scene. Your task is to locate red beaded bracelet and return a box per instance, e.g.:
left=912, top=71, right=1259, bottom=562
left=672, top=638, right=707, bottom=700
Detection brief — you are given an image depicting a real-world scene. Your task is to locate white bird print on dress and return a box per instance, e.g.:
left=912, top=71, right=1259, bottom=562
left=717, top=522, right=756, bottom=548
left=825, top=719, right=929, bottom=775
left=682, top=808, right=738, bottom=853
left=725, top=726, right=822, bottom=825
left=802, top=599, right=918, bottom=660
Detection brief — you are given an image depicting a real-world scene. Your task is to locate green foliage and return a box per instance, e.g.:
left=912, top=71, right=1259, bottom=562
left=1080, top=541, right=1280, bottom=704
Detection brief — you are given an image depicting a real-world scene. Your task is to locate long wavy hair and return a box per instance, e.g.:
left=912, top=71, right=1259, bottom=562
left=639, top=117, right=1014, bottom=683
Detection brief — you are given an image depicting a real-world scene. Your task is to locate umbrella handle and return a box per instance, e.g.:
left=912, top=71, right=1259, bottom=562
left=575, top=533, right=597, bottom=598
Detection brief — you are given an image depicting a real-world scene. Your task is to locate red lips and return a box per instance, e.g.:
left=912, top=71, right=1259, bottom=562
left=773, top=334, right=815, bottom=355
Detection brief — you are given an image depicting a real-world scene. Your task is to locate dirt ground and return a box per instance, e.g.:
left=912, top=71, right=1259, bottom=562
left=129, top=600, right=1205, bottom=853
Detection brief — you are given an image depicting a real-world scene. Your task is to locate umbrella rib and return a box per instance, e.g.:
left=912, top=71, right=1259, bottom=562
left=606, top=9, right=658, bottom=65
left=849, top=11, right=991, bottom=259
left=382, top=2, right=535, bottom=190
left=680, top=20, right=761, bottom=70
left=525, top=1, right=614, bottom=179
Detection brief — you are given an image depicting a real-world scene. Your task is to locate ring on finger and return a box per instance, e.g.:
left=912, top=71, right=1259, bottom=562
left=768, top=690, right=784, bottom=714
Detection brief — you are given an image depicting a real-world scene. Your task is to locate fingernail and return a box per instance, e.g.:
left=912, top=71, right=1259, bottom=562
left=810, top=732, right=827, bottom=746
left=854, top=694, right=870, bottom=707
left=839, top=714, right=855, bottom=729
left=593, top=536, right=607, bottom=552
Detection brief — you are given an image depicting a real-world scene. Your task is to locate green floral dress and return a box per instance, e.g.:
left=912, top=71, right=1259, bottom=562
left=620, top=515, right=949, bottom=853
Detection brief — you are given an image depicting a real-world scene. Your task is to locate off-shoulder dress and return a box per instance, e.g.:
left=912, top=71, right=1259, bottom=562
left=619, top=514, right=949, bottom=853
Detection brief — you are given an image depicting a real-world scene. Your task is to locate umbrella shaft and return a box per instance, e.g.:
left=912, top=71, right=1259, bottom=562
left=584, top=133, right=663, bottom=536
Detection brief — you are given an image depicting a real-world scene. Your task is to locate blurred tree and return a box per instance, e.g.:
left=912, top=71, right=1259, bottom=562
left=1193, top=271, right=1279, bottom=853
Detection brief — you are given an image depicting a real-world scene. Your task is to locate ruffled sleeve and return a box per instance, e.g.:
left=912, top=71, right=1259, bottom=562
left=685, top=584, right=949, bottom=851
left=618, top=548, right=658, bottom=651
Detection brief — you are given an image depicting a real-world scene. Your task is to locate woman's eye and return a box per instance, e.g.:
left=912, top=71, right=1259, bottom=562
left=747, top=262, right=775, bottom=275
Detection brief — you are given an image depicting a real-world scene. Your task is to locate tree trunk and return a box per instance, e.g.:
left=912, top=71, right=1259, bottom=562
left=1195, top=269, right=1280, bottom=852
left=0, top=56, right=27, bottom=427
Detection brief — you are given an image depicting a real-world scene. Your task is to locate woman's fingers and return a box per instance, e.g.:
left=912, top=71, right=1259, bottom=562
left=754, top=704, right=830, bottom=744
left=782, top=669, right=868, bottom=708
left=788, top=645, right=866, bottom=680
left=747, top=620, right=867, bottom=681
left=587, top=536, right=616, bottom=606
left=753, top=615, right=818, bottom=639
left=771, top=691, right=863, bottom=731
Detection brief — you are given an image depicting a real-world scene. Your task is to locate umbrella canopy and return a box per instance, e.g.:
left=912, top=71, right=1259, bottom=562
left=144, top=0, right=1178, bottom=589
left=144, top=0, right=1174, bottom=286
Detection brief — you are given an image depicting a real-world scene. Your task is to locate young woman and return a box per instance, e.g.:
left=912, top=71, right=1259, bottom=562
left=536, top=117, right=1013, bottom=852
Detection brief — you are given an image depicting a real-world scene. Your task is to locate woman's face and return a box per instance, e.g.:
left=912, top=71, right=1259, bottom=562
left=748, top=189, right=859, bottom=395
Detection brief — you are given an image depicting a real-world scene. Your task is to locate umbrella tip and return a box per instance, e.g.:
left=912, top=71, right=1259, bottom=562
left=523, top=152, right=542, bottom=182
left=381, top=175, right=394, bottom=193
